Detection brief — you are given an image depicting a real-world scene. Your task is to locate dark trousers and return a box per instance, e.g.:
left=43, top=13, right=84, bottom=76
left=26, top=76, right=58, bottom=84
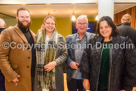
left=0, top=70, right=5, bottom=91
left=67, top=78, right=85, bottom=91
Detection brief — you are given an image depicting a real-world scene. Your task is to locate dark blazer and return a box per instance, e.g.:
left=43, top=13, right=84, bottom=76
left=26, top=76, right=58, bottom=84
left=66, top=32, right=95, bottom=81
left=117, top=22, right=136, bottom=47
left=0, top=32, right=5, bottom=91
left=0, top=70, right=5, bottom=91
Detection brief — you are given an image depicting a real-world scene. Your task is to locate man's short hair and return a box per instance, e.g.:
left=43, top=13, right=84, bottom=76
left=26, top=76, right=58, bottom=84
left=17, top=8, right=30, bottom=16
left=121, top=14, right=131, bottom=23
left=76, top=15, right=88, bottom=24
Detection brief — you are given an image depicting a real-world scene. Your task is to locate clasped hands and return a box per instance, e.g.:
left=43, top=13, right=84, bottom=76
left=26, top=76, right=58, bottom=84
left=44, top=61, right=57, bottom=72
left=70, top=61, right=80, bottom=70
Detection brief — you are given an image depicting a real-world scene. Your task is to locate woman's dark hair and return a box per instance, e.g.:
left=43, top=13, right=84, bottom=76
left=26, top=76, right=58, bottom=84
left=96, top=16, right=118, bottom=38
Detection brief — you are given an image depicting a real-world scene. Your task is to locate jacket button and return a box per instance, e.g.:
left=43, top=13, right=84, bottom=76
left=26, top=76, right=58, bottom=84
left=28, top=57, right=30, bottom=59
left=27, top=66, right=29, bottom=68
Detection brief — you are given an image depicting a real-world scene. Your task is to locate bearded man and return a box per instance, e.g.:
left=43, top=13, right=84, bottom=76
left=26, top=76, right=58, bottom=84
left=0, top=8, right=36, bottom=91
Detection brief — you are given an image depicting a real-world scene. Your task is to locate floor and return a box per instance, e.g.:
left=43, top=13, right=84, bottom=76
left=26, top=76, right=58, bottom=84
left=64, top=73, right=68, bottom=91
left=63, top=73, right=136, bottom=91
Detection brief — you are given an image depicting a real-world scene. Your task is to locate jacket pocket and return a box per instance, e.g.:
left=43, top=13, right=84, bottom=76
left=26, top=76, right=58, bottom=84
left=11, top=64, right=19, bottom=74
left=11, top=64, right=18, bottom=68
left=112, top=51, right=123, bottom=65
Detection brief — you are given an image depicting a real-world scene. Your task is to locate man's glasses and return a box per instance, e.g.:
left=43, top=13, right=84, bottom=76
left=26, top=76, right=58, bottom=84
left=77, top=23, right=87, bottom=26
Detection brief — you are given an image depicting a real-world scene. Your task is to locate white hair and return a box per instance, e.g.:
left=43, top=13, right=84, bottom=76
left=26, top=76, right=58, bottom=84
left=76, top=15, right=88, bottom=24
left=0, top=18, right=6, bottom=28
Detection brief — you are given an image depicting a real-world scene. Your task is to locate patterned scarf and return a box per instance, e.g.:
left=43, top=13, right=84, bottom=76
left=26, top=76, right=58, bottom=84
left=36, top=29, right=58, bottom=90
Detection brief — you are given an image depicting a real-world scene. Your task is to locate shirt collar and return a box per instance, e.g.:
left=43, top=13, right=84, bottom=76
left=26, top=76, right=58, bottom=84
left=76, top=32, right=87, bottom=41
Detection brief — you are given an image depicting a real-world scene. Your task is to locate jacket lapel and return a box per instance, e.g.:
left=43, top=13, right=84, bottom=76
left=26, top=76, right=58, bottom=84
left=14, top=25, right=36, bottom=44
left=94, top=36, right=104, bottom=64
left=14, top=25, right=28, bottom=43
left=30, top=30, right=36, bottom=43
left=71, top=33, right=77, bottom=60
left=111, top=36, right=121, bottom=63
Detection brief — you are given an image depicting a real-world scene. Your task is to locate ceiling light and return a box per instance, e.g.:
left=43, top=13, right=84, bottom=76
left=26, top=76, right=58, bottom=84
left=71, top=12, right=76, bottom=21
left=48, top=12, right=50, bottom=16
left=95, top=15, right=99, bottom=21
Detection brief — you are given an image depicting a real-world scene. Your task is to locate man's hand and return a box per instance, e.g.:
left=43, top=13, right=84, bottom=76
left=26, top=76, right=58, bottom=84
left=83, top=79, right=90, bottom=90
left=12, top=75, right=20, bottom=83
left=44, top=61, right=57, bottom=72
left=70, top=61, right=79, bottom=70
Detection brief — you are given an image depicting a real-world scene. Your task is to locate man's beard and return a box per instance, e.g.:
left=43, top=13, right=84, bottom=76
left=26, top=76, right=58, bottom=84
left=18, top=20, right=31, bottom=30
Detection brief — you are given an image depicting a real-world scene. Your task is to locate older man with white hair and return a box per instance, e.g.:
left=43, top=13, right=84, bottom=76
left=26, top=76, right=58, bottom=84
left=66, top=15, right=95, bottom=91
